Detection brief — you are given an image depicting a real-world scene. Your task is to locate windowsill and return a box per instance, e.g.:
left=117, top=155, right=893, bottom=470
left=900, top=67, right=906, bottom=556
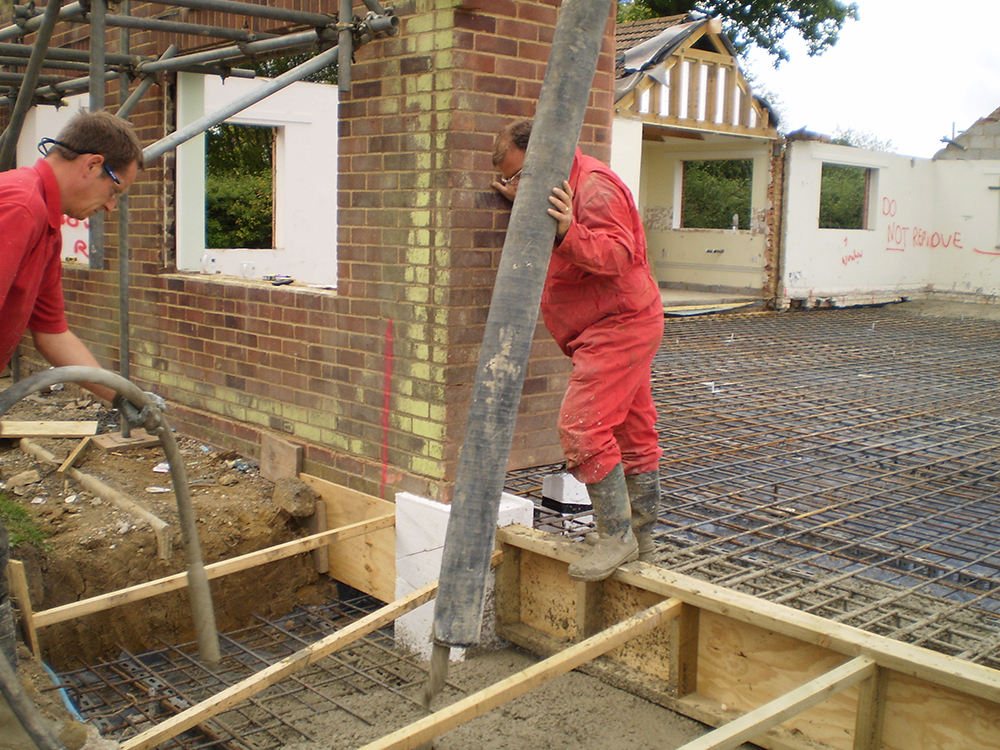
left=160, top=271, right=338, bottom=294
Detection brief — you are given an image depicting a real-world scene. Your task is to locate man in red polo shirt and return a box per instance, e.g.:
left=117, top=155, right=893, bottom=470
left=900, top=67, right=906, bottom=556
left=0, top=110, right=142, bottom=402
left=492, top=119, right=664, bottom=582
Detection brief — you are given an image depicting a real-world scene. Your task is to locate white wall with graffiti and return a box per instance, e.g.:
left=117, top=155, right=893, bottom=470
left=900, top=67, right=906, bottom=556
left=780, top=139, right=1000, bottom=307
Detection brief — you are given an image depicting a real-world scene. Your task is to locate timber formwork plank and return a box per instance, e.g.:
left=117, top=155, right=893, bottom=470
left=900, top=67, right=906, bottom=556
left=496, top=525, right=1000, bottom=750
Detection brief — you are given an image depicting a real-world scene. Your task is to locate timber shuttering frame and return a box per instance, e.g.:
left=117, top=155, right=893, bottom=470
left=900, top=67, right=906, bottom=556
left=495, top=524, right=1000, bottom=750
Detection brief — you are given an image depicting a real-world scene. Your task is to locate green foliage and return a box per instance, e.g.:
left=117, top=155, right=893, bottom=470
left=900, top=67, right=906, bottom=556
left=206, top=171, right=274, bottom=249
left=682, top=159, right=752, bottom=230
left=205, top=124, right=274, bottom=249
left=617, top=0, right=859, bottom=65
left=819, top=163, right=867, bottom=229
left=0, top=493, right=50, bottom=552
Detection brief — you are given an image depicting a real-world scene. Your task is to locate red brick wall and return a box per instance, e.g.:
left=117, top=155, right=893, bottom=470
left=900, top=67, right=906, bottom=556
left=4, top=1, right=617, bottom=502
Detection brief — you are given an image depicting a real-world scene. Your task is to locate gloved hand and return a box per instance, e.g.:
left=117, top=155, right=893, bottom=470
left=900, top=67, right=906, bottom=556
left=113, top=391, right=167, bottom=428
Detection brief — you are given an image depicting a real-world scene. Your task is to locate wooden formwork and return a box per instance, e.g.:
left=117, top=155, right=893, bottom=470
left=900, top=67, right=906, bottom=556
left=494, top=525, right=1000, bottom=750
left=10, top=485, right=1000, bottom=750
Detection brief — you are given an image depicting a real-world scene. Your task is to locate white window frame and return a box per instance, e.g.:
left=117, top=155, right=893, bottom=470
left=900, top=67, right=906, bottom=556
left=176, top=72, right=339, bottom=287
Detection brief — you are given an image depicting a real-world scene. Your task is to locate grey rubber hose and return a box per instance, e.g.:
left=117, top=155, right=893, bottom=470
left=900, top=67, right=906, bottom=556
left=0, top=366, right=221, bottom=665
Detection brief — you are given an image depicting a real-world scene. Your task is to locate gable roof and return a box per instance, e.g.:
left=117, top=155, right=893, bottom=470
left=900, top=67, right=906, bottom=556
left=614, top=15, right=778, bottom=140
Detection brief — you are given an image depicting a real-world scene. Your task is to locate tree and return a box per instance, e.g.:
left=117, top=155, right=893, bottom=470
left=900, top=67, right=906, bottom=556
left=617, top=1, right=859, bottom=65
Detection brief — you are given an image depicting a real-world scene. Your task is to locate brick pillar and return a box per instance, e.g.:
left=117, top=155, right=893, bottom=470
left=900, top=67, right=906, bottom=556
left=339, top=0, right=617, bottom=501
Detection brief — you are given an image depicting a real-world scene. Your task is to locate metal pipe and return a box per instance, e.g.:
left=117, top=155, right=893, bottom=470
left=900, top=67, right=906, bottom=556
left=89, top=0, right=107, bottom=269
left=136, top=28, right=327, bottom=74
left=338, top=0, right=352, bottom=92
left=118, top=2, right=132, bottom=389
left=151, top=0, right=337, bottom=28
left=0, top=2, right=83, bottom=42
left=0, top=366, right=222, bottom=667
left=0, top=41, right=134, bottom=66
left=143, top=40, right=341, bottom=163
left=100, top=12, right=279, bottom=42
left=0, top=56, right=91, bottom=72
left=117, top=44, right=177, bottom=119
left=34, top=68, right=119, bottom=99
left=0, top=0, right=62, bottom=172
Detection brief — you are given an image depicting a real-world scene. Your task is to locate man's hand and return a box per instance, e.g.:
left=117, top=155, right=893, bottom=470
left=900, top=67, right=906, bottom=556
left=113, top=391, right=167, bottom=428
left=548, top=180, right=574, bottom=239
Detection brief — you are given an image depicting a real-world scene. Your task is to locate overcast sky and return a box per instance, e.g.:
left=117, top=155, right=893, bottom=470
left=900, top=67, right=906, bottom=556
left=741, top=0, right=1000, bottom=158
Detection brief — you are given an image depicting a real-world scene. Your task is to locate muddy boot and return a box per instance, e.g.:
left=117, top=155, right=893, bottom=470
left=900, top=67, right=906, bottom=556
left=569, top=464, right=638, bottom=582
left=626, top=469, right=660, bottom=562
left=584, top=469, right=660, bottom=562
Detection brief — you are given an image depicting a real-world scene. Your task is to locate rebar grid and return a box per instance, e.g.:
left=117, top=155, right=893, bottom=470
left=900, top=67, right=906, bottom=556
left=506, top=306, right=1000, bottom=670
left=56, top=595, right=440, bottom=750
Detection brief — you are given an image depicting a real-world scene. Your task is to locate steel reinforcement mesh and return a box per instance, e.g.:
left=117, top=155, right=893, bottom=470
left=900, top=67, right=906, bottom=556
left=505, top=305, right=1000, bottom=670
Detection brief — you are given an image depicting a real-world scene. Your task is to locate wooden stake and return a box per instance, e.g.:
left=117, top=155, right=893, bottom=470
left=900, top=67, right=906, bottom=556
left=57, top=436, right=92, bottom=474
left=5, top=561, right=39, bottom=657
left=359, top=597, right=682, bottom=750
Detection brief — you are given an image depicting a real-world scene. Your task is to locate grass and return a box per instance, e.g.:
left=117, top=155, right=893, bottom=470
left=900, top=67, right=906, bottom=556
left=0, top=492, right=51, bottom=552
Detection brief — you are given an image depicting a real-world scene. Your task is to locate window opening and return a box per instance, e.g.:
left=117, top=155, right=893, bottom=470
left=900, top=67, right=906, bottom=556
left=819, top=163, right=872, bottom=230
left=682, top=159, right=752, bottom=230
left=206, top=123, right=275, bottom=250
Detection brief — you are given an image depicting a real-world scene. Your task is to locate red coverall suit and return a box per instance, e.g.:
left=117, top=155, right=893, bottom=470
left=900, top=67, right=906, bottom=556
left=541, top=149, right=664, bottom=485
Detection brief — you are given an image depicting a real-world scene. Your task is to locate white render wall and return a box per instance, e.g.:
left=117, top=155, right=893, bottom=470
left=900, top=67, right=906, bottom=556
left=780, top=140, right=1000, bottom=307
left=639, top=138, right=773, bottom=294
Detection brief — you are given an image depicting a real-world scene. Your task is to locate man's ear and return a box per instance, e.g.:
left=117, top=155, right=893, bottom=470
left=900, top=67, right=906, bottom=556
left=81, top=152, right=105, bottom=178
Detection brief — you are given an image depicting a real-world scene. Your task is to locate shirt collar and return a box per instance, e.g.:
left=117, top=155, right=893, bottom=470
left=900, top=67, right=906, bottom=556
left=33, top=158, right=63, bottom=230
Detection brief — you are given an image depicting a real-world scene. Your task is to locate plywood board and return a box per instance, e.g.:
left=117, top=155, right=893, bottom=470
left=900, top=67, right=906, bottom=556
left=697, top=609, right=859, bottom=750
left=880, top=671, right=1000, bottom=750
left=300, top=474, right=395, bottom=602
left=0, top=420, right=98, bottom=438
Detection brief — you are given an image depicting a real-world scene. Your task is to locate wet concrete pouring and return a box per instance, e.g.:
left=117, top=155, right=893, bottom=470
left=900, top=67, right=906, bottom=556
left=6, top=299, right=1000, bottom=748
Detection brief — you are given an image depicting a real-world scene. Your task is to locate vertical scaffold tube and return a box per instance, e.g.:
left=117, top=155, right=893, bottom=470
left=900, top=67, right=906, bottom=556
left=432, top=0, right=614, bottom=648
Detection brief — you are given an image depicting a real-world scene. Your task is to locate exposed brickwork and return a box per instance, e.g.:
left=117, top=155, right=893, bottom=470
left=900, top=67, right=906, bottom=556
left=2, top=1, right=617, bottom=502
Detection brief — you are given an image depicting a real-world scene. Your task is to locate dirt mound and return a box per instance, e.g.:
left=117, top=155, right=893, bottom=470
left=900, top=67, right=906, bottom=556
left=0, top=376, right=332, bottom=669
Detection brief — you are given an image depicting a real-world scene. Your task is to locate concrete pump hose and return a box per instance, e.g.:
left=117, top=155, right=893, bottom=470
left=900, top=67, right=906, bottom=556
left=0, top=647, right=67, bottom=750
left=0, top=366, right=221, bottom=666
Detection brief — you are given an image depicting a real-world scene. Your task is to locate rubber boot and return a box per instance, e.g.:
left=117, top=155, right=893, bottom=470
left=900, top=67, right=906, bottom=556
left=568, top=464, right=638, bottom=582
left=626, top=469, right=660, bottom=562
left=585, top=469, right=660, bottom=562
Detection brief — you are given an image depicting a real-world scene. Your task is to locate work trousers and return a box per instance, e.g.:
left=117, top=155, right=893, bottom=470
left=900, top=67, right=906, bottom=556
left=557, top=301, right=664, bottom=485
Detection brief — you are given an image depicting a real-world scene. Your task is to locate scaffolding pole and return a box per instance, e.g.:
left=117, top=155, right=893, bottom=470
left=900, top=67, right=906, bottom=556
left=0, top=0, right=62, bottom=171
left=143, top=39, right=343, bottom=163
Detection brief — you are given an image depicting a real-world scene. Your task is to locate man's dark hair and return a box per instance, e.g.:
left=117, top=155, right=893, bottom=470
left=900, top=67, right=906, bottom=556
left=492, top=119, right=532, bottom=166
left=51, top=110, right=143, bottom=171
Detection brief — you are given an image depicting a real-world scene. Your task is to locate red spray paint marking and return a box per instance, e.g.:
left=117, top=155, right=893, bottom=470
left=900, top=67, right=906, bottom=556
left=380, top=318, right=394, bottom=500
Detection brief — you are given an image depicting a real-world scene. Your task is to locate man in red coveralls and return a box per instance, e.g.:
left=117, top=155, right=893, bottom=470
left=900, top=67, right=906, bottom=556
left=492, top=119, right=664, bottom=581
left=0, top=110, right=141, bottom=402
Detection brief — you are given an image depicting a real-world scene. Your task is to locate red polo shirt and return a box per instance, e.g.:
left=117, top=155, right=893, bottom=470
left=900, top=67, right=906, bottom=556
left=0, top=159, right=68, bottom=369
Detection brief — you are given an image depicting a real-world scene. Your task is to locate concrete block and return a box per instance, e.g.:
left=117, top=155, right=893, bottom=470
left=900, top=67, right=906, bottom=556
left=393, top=491, right=533, bottom=660
left=260, top=432, right=302, bottom=482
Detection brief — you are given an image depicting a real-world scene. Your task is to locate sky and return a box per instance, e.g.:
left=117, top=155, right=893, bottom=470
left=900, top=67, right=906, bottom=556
left=741, top=0, right=1000, bottom=158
